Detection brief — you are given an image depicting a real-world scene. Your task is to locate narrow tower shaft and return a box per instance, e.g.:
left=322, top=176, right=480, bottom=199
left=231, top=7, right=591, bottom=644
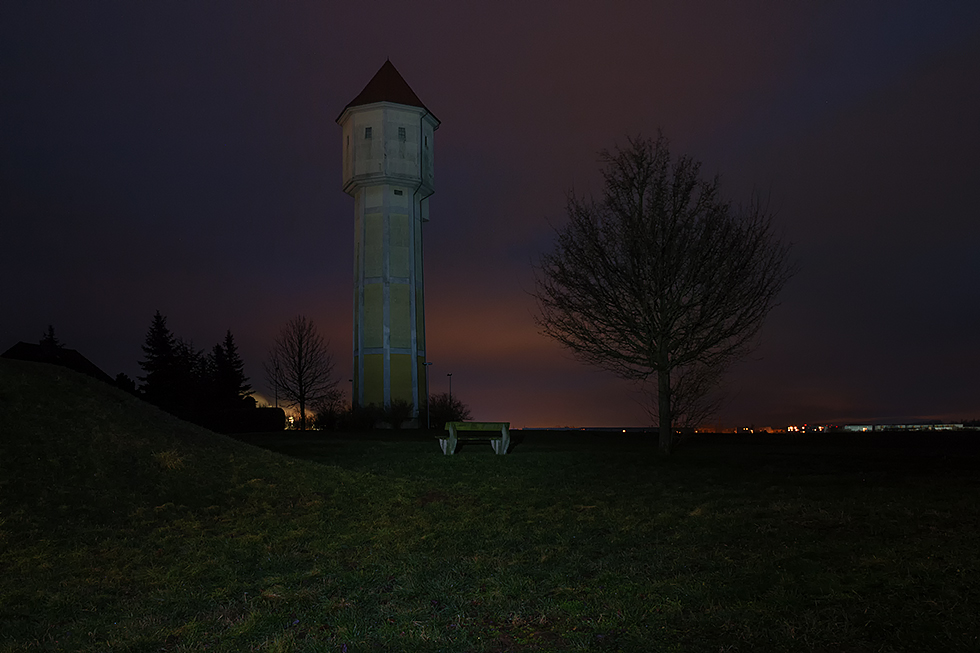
left=337, top=62, right=438, bottom=417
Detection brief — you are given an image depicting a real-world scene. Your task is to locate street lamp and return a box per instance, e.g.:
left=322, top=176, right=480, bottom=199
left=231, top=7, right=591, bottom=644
left=423, top=362, right=433, bottom=429
left=447, top=373, right=453, bottom=404
left=272, top=358, right=282, bottom=408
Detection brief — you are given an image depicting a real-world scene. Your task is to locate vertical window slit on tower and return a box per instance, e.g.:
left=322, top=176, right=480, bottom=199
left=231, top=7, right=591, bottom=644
left=365, top=126, right=372, bottom=139
left=398, top=126, right=406, bottom=142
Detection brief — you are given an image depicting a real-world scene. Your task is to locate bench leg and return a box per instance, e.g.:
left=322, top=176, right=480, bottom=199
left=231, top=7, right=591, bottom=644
left=491, top=424, right=510, bottom=454
left=441, top=424, right=458, bottom=455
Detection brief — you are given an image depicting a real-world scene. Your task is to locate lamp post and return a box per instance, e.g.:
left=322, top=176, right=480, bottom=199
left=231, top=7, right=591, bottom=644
left=271, top=358, right=281, bottom=408
left=423, top=362, right=433, bottom=429
left=447, top=373, right=453, bottom=405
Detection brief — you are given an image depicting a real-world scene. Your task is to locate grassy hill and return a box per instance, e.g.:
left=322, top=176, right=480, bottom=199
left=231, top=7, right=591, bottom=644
left=2, top=359, right=979, bottom=652
left=2, top=359, right=307, bottom=525
left=0, top=360, right=388, bottom=652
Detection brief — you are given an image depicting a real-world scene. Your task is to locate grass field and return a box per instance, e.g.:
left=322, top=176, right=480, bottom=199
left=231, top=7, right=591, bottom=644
left=2, top=359, right=979, bottom=652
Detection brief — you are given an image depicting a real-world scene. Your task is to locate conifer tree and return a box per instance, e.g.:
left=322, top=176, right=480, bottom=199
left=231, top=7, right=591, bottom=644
left=172, top=337, right=205, bottom=413
left=139, top=311, right=179, bottom=410
left=139, top=313, right=252, bottom=420
left=39, top=325, right=62, bottom=349
left=220, top=330, right=251, bottom=404
left=115, top=372, right=138, bottom=395
left=206, top=330, right=252, bottom=409
left=205, top=342, right=227, bottom=405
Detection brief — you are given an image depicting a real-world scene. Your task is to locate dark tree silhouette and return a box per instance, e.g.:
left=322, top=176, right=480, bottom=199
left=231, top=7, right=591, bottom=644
left=426, top=392, right=472, bottom=430
left=139, top=311, right=179, bottom=410
left=172, top=337, right=205, bottom=411
left=138, top=311, right=209, bottom=415
left=115, top=372, right=138, bottom=395
left=310, top=391, right=346, bottom=431
left=137, top=313, right=259, bottom=429
left=39, top=325, right=62, bottom=350
left=381, top=399, right=414, bottom=430
left=533, top=134, right=795, bottom=454
left=207, top=330, right=252, bottom=409
left=264, top=316, right=338, bottom=431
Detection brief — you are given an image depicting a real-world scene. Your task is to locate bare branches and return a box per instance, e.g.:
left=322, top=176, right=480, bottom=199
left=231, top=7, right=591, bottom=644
left=533, top=134, right=795, bottom=453
left=264, top=316, right=338, bottom=431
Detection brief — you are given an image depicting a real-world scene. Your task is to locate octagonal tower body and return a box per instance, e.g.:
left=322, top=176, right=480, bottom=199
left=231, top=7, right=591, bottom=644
left=337, top=61, right=438, bottom=417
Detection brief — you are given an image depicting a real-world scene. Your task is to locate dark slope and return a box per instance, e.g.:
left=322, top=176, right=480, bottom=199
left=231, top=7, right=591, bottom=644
left=0, top=359, right=330, bottom=534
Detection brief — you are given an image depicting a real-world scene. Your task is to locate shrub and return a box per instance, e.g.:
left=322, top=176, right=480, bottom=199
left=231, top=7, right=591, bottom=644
left=381, top=399, right=414, bottom=429
left=425, top=392, right=472, bottom=430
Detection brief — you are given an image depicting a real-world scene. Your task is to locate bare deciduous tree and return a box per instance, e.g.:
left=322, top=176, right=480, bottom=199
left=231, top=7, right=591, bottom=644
left=533, top=134, right=795, bottom=453
left=265, top=316, right=338, bottom=431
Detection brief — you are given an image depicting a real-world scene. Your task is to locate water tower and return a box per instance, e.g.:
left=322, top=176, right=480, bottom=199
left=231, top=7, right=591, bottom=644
left=337, top=61, right=438, bottom=418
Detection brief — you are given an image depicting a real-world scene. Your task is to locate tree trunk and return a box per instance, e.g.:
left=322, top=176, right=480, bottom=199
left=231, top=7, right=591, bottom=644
left=658, top=367, right=672, bottom=454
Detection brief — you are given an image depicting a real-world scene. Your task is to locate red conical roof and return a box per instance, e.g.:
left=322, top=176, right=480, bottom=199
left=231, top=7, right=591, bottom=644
left=340, top=60, right=434, bottom=119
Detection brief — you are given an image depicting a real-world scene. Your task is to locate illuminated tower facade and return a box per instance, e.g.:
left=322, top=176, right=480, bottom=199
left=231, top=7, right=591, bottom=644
left=337, top=61, right=438, bottom=417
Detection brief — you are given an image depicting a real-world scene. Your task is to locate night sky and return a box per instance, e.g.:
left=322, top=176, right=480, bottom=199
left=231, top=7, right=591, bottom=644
left=3, top=2, right=979, bottom=428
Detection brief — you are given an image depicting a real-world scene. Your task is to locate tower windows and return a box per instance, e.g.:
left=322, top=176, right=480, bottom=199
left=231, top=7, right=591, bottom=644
left=365, top=126, right=372, bottom=139
left=398, top=126, right=406, bottom=142
left=394, top=189, right=404, bottom=196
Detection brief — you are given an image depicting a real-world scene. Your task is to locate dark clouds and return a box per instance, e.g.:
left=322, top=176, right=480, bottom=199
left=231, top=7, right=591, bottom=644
left=3, top=2, right=979, bottom=426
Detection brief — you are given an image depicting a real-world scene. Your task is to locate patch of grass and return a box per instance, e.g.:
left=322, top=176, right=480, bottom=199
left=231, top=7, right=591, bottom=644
left=2, top=359, right=980, bottom=651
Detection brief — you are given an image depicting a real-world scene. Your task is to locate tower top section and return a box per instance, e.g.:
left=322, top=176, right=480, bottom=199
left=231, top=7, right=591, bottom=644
left=337, top=60, right=437, bottom=123
left=337, top=60, right=439, bottom=197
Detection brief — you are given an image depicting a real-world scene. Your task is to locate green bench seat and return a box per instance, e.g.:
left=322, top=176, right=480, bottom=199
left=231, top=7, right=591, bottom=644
left=437, top=421, right=510, bottom=455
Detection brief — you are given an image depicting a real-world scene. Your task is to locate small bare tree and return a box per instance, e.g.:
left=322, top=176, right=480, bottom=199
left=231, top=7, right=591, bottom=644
left=264, top=316, right=338, bottom=431
left=533, top=134, right=795, bottom=454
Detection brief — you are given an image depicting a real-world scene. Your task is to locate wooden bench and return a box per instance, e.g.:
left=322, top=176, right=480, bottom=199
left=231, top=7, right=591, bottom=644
left=437, top=421, right=510, bottom=455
